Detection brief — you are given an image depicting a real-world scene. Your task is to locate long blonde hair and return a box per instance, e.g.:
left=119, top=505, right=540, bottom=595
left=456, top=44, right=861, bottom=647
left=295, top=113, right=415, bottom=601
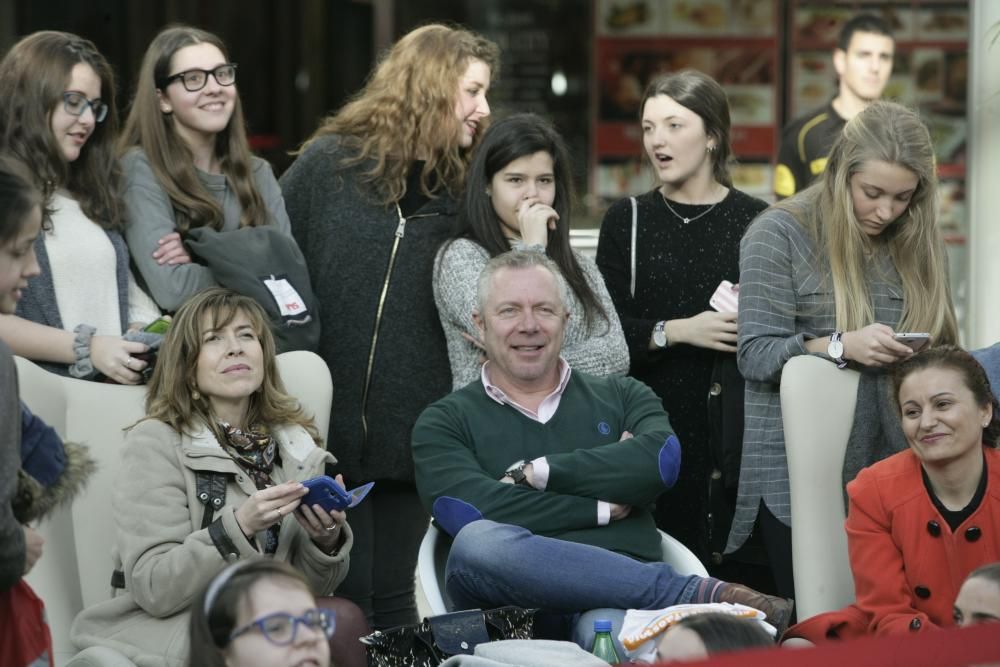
left=120, top=25, right=269, bottom=233
left=299, top=23, right=500, bottom=206
left=776, top=101, right=958, bottom=344
left=144, top=288, right=321, bottom=444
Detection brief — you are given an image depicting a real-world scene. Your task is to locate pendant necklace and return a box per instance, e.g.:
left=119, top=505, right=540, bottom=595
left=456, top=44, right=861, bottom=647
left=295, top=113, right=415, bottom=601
left=659, top=189, right=719, bottom=224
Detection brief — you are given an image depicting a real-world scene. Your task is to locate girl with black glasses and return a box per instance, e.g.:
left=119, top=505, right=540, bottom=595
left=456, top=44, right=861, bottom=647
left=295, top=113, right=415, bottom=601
left=120, top=26, right=299, bottom=315
left=0, top=31, right=161, bottom=384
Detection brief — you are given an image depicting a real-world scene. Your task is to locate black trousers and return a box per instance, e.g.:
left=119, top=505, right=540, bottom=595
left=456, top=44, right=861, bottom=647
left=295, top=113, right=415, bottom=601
left=334, top=480, right=429, bottom=629
left=758, top=499, right=797, bottom=606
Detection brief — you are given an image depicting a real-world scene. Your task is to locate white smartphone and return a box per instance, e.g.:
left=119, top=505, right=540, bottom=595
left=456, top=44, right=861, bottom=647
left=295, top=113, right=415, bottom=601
left=895, top=332, right=930, bottom=353
left=709, top=280, right=739, bottom=313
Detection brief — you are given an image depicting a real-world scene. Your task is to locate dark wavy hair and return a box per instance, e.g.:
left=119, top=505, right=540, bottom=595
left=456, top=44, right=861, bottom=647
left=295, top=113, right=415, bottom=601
left=0, top=155, right=45, bottom=246
left=667, top=613, right=774, bottom=654
left=445, top=113, right=608, bottom=332
left=0, top=31, right=123, bottom=230
left=891, top=345, right=1000, bottom=448
left=640, top=69, right=733, bottom=188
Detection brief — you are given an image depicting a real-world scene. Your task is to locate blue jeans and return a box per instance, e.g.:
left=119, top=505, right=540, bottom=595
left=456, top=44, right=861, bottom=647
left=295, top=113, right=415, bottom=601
left=445, top=520, right=705, bottom=613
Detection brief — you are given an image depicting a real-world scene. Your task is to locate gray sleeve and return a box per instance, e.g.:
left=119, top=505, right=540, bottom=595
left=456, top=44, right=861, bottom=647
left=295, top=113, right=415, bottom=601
left=252, top=158, right=293, bottom=236
left=737, top=211, right=812, bottom=384
left=121, top=150, right=218, bottom=312
left=561, top=252, right=630, bottom=377
left=0, top=350, right=26, bottom=592
left=433, top=240, right=490, bottom=390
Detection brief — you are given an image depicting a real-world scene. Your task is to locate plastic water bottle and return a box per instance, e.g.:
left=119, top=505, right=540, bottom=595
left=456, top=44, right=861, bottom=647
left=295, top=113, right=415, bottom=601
left=591, top=618, right=621, bottom=664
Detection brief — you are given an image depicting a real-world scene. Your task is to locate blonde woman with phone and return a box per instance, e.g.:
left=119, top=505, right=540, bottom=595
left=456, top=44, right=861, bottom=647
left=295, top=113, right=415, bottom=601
left=729, top=101, right=958, bottom=602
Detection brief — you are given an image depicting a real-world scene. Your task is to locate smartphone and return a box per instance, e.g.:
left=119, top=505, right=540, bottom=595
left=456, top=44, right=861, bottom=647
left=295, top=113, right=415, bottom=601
left=301, top=477, right=374, bottom=512
left=709, top=280, right=739, bottom=313
left=895, top=332, right=930, bottom=353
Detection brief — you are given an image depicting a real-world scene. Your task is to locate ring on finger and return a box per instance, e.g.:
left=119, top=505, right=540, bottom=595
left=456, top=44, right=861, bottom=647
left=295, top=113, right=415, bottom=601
left=324, top=524, right=338, bottom=532
left=275, top=507, right=282, bottom=518
left=124, top=357, right=132, bottom=369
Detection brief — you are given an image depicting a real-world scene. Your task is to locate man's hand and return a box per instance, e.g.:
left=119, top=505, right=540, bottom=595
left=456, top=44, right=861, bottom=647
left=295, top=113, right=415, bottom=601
left=609, top=503, right=632, bottom=521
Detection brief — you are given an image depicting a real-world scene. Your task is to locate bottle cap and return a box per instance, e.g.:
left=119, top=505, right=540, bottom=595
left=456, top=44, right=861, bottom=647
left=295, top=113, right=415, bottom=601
left=594, top=619, right=613, bottom=632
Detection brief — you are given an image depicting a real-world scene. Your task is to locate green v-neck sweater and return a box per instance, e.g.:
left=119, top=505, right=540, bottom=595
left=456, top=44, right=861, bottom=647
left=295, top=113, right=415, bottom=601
left=413, top=370, right=680, bottom=562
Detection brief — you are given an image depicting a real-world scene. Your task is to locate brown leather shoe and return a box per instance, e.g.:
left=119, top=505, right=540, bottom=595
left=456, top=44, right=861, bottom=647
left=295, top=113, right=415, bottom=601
left=717, top=583, right=794, bottom=636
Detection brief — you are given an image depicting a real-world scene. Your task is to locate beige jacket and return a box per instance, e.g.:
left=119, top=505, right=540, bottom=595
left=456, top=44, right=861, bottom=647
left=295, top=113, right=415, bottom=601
left=71, top=419, right=352, bottom=666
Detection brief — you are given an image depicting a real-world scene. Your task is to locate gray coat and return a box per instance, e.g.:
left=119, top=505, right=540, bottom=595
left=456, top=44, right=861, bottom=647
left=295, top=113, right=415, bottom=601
left=71, top=420, right=350, bottom=666
left=279, top=135, right=455, bottom=482
left=727, top=208, right=904, bottom=552
left=0, top=340, right=25, bottom=591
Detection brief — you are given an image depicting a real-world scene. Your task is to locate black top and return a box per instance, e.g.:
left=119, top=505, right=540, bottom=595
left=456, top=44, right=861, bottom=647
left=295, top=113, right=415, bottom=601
left=596, top=187, right=767, bottom=551
left=774, top=100, right=846, bottom=199
left=923, top=452, right=988, bottom=532
left=399, top=161, right=432, bottom=217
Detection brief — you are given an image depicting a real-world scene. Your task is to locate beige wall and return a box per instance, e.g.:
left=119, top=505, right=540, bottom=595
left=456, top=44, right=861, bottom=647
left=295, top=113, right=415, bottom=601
left=968, top=2, right=1000, bottom=348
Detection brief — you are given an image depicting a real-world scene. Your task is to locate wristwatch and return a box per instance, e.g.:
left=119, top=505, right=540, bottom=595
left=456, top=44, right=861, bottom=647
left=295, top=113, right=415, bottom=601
left=828, top=331, right=848, bottom=369
left=653, top=321, right=669, bottom=348
left=503, top=460, right=532, bottom=487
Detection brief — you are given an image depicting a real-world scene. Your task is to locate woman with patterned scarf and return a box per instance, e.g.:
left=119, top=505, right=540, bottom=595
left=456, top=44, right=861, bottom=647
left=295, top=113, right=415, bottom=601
left=72, top=288, right=368, bottom=667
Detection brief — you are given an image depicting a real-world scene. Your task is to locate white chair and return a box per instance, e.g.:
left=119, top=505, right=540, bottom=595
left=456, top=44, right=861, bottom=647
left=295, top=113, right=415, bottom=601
left=17, top=350, right=332, bottom=666
left=416, top=522, right=709, bottom=616
left=19, top=357, right=81, bottom=666
left=781, top=354, right=861, bottom=621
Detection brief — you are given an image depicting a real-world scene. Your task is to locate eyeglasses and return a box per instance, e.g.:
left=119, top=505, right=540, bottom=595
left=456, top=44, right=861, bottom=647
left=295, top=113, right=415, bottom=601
left=62, top=92, right=108, bottom=123
left=163, top=63, right=238, bottom=92
left=229, top=608, right=335, bottom=646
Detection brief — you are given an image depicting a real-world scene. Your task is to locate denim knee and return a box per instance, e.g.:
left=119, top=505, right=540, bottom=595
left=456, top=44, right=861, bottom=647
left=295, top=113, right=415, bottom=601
left=448, top=519, right=511, bottom=572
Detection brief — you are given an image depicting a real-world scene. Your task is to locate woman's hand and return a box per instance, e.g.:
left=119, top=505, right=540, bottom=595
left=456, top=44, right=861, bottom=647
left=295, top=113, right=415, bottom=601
left=516, top=196, right=559, bottom=247
left=23, top=526, right=44, bottom=575
left=842, top=324, right=914, bottom=367
left=153, top=232, right=192, bottom=266
left=668, top=311, right=738, bottom=352
left=90, top=335, right=150, bottom=384
left=297, top=474, right=348, bottom=553
left=234, top=481, right=308, bottom=538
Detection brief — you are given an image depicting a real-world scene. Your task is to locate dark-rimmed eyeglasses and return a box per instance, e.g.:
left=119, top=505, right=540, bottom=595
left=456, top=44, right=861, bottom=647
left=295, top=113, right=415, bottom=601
left=228, top=608, right=335, bottom=646
left=162, top=63, right=238, bottom=92
left=62, top=92, right=108, bottom=123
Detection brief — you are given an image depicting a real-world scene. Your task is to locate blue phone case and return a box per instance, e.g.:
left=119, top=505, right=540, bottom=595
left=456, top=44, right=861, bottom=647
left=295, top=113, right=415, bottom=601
left=301, top=477, right=374, bottom=512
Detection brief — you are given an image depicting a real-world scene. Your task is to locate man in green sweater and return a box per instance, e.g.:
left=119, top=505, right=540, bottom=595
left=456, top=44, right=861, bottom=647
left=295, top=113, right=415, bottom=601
left=412, top=250, right=792, bottom=637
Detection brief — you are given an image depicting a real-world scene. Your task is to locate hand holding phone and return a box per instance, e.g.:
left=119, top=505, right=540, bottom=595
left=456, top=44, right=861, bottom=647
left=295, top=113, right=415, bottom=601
left=709, top=280, right=739, bottom=313
left=301, top=476, right=374, bottom=512
left=894, top=332, right=930, bottom=353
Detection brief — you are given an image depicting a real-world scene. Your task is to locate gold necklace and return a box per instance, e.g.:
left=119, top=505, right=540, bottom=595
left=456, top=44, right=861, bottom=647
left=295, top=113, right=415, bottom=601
left=659, top=189, right=719, bottom=224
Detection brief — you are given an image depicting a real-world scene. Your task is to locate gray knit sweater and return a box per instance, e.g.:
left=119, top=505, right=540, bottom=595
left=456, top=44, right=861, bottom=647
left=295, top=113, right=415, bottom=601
left=433, top=239, right=629, bottom=389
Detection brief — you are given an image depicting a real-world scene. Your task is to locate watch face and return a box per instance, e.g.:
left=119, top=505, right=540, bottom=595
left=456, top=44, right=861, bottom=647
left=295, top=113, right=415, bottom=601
left=828, top=340, right=844, bottom=359
left=653, top=330, right=667, bottom=348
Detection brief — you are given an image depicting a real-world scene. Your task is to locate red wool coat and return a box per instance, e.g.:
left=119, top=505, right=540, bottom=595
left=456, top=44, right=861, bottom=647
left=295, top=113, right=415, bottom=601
left=787, top=446, right=1000, bottom=642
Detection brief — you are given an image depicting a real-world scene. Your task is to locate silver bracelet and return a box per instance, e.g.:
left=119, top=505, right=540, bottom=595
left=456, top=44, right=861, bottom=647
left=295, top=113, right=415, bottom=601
left=68, top=324, right=98, bottom=379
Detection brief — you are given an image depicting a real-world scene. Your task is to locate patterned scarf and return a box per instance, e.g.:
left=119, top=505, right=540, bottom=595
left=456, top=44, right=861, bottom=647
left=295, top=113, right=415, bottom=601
left=219, top=422, right=280, bottom=554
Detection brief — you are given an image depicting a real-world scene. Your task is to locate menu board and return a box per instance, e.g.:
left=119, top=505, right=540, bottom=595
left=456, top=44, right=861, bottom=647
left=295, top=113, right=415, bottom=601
left=592, top=0, right=779, bottom=202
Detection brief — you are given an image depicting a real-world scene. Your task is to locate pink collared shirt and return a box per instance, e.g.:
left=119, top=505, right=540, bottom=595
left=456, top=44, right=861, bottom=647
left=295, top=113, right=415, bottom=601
left=480, top=359, right=612, bottom=525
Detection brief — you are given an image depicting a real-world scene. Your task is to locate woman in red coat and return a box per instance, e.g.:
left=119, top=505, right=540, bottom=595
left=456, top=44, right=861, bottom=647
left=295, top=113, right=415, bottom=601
left=787, top=346, right=1000, bottom=641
